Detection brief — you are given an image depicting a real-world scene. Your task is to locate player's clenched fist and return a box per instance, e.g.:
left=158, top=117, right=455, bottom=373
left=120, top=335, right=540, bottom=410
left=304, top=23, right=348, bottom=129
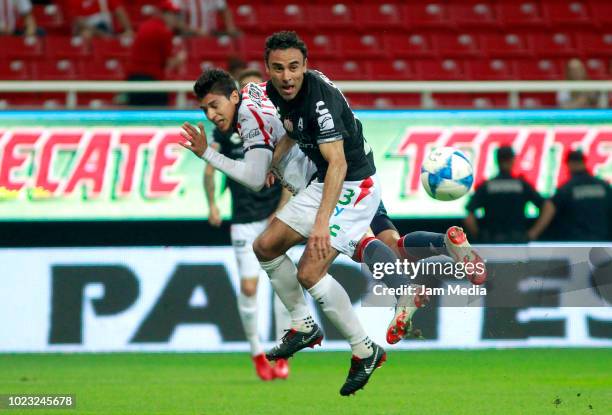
left=179, top=122, right=208, bottom=158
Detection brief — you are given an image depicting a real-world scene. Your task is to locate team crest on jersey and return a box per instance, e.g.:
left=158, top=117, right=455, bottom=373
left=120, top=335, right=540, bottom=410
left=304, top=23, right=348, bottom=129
left=230, top=133, right=241, bottom=144
left=247, top=84, right=263, bottom=107
left=298, top=117, right=304, bottom=131
left=284, top=118, right=294, bottom=132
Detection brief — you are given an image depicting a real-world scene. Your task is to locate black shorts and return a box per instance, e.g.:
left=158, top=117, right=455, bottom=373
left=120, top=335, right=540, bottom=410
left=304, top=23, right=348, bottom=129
left=369, top=200, right=398, bottom=236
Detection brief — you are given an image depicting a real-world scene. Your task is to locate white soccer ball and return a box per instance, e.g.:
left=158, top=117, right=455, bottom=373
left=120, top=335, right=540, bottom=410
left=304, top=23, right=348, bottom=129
left=420, top=147, right=474, bottom=201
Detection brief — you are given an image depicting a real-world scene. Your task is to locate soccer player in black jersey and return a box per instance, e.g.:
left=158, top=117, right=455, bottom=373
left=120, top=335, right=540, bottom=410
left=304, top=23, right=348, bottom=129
left=254, top=32, right=487, bottom=395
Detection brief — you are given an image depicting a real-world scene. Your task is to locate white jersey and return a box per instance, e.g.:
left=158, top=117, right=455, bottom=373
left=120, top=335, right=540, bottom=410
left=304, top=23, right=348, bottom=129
left=200, top=82, right=286, bottom=192
left=237, top=82, right=285, bottom=153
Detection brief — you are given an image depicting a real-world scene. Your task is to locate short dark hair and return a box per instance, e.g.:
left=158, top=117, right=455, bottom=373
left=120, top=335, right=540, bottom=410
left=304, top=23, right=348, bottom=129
left=496, top=146, right=515, bottom=164
left=264, top=31, right=308, bottom=63
left=193, top=68, right=237, bottom=100
left=238, top=68, right=263, bottom=84
left=566, top=150, right=585, bottom=164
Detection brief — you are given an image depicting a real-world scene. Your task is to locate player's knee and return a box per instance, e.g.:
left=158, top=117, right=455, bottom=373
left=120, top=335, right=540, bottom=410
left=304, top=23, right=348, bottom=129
left=253, top=234, right=278, bottom=261
left=240, top=279, right=258, bottom=297
left=296, top=262, right=320, bottom=289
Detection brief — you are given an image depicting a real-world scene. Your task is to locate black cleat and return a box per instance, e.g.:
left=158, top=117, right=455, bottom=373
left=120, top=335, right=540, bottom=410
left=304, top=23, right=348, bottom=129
left=265, top=324, right=324, bottom=361
left=340, top=343, right=387, bottom=396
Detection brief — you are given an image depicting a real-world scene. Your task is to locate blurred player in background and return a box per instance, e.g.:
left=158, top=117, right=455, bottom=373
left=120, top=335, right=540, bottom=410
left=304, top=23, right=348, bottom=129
left=529, top=150, right=612, bottom=241
left=176, top=0, right=239, bottom=37
left=0, top=0, right=40, bottom=37
left=464, top=146, right=544, bottom=243
left=70, top=0, right=133, bottom=39
left=203, top=69, right=292, bottom=381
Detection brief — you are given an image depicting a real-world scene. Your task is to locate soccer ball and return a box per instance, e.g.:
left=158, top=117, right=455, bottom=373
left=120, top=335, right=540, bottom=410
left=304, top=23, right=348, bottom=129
left=420, top=147, right=474, bottom=201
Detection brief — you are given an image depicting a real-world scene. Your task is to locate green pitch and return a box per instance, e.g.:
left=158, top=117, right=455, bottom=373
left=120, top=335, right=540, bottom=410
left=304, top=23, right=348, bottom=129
left=1, top=349, right=610, bottom=414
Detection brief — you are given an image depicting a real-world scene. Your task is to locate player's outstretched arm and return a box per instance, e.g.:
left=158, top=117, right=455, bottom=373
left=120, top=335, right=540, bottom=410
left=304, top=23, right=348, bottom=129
left=310, top=141, right=347, bottom=260
left=180, top=122, right=272, bottom=191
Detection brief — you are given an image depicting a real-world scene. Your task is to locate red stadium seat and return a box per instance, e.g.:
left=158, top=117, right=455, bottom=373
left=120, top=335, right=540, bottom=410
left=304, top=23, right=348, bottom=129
left=514, top=59, right=563, bottom=80
left=433, top=93, right=509, bottom=109
left=414, top=59, right=467, bottom=80
left=591, top=1, right=612, bottom=27
left=354, top=3, right=405, bottom=30
left=81, top=59, right=126, bottom=80
left=451, top=2, right=500, bottom=28
left=467, top=59, right=517, bottom=80
left=91, top=37, right=133, bottom=60
left=300, top=34, right=339, bottom=59
left=403, top=2, right=453, bottom=29
left=498, top=1, right=547, bottom=28
left=1, top=36, right=44, bottom=60
left=187, top=36, right=237, bottom=60
left=520, top=93, right=557, bottom=108
left=368, top=59, right=416, bottom=81
left=311, top=60, right=370, bottom=80
left=337, top=34, right=385, bottom=59
left=233, top=4, right=262, bottom=32
left=32, top=4, right=68, bottom=35
left=544, top=1, right=593, bottom=26
left=78, top=93, right=119, bottom=108
left=260, top=5, right=309, bottom=31
left=531, top=32, right=579, bottom=57
left=383, top=34, right=437, bottom=58
left=584, top=58, right=609, bottom=80
left=311, top=4, right=355, bottom=30
left=0, top=60, right=32, bottom=80
left=35, top=59, right=79, bottom=80
left=46, top=36, right=91, bottom=59
left=480, top=33, right=533, bottom=57
left=181, top=59, right=227, bottom=80
left=238, top=35, right=268, bottom=60
left=577, top=32, right=612, bottom=56
left=435, top=33, right=483, bottom=58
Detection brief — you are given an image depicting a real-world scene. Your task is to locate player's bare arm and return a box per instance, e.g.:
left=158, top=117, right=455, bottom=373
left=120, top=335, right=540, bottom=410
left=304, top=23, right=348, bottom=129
left=310, top=140, right=347, bottom=260
left=272, top=134, right=296, bottom=167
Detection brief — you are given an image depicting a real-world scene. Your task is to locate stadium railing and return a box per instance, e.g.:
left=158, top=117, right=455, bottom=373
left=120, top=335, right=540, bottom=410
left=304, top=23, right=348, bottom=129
left=0, top=80, right=611, bottom=109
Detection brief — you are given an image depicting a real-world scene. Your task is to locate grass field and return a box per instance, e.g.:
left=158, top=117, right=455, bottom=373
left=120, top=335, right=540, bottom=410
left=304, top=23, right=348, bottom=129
left=1, top=349, right=610, bottom=414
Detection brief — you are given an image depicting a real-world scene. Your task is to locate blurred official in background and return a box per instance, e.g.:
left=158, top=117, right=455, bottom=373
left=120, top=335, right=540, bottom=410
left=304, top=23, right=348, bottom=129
left=464, top=146, right=544, bottom=243
left=529, top=150, right=612, bottom=241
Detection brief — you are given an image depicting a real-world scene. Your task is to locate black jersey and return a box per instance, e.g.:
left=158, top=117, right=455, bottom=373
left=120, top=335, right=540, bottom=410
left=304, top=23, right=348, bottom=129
left=266, top=70, right=375, bottom=182
left=466, top=173, right=544, bottom=243
left=551, top=172, right=611, bottom=241
left=212, top=128, right=282, bottom=224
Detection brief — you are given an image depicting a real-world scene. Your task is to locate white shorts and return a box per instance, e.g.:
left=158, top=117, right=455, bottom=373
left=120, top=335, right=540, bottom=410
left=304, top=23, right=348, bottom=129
left=230, top=218, right=268, bottom=279
left=276, top=174, right=381, bottom=257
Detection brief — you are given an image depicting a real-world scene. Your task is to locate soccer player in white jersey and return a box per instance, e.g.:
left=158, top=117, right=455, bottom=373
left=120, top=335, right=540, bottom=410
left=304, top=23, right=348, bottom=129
left=202, top=69, right=292, bottom=381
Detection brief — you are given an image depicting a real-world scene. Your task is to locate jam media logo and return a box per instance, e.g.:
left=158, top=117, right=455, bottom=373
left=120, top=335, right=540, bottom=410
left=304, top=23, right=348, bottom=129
left=384, top=127, right=612, bottom=198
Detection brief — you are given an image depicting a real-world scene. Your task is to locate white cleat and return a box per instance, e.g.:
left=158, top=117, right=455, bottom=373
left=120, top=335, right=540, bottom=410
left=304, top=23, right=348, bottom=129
left=386, top=284, right=429, bottom=344
left=444, top=226, right=487, bottom=285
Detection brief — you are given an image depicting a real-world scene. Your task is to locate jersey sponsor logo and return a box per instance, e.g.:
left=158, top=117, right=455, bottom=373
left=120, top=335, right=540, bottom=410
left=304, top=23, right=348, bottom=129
left=244, top=129, right=261, bottom=140
left=283, top=118, right=293, bottom=133
left=315, top=101, right=335, bottom=132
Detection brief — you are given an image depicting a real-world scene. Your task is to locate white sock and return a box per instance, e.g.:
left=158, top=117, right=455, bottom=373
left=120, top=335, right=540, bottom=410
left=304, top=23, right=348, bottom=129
left=307, top=274, right=372, bottom=358
left=237, top=293, right=263, bottom=356
left=273, top=293, right=292, bottom=341
left=260, top=255, right=313, bottom=333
